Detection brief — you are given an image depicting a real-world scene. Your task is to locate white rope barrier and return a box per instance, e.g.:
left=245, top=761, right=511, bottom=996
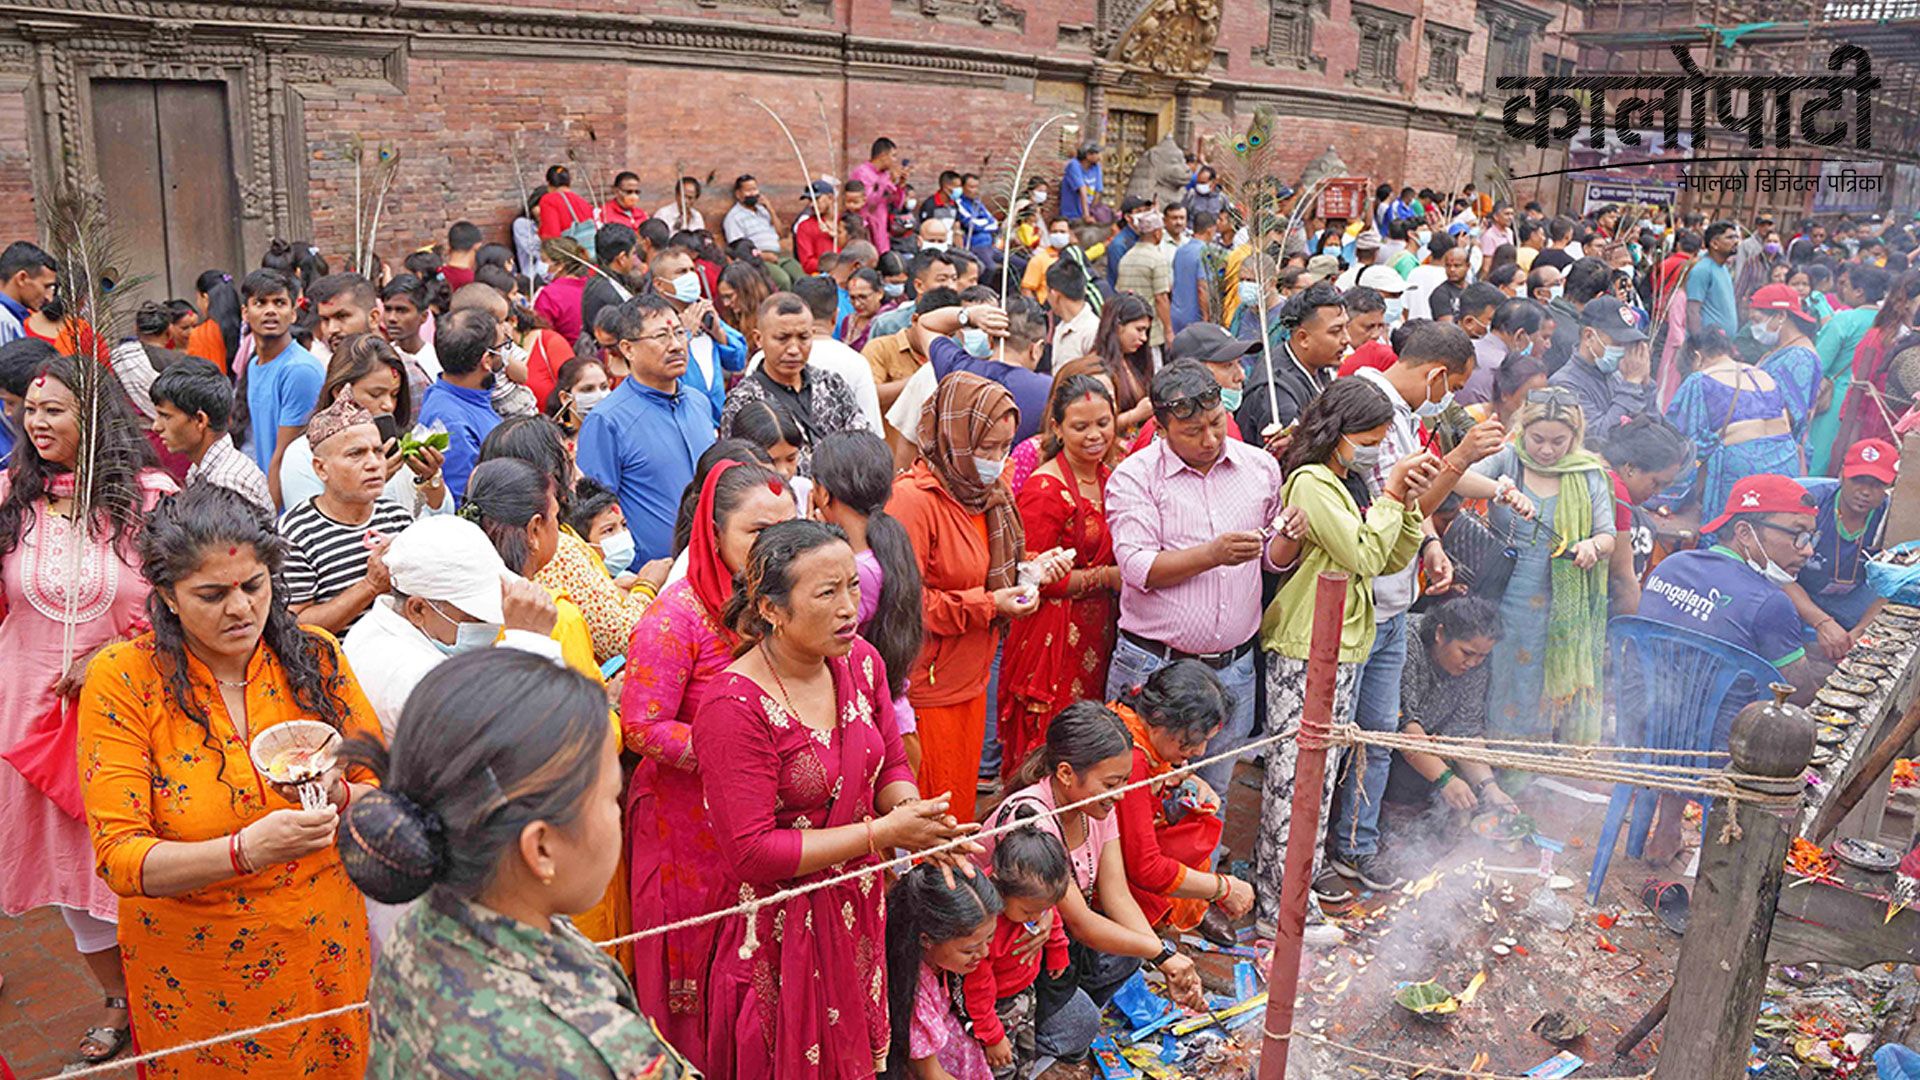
left=32, top=720, right=1788, bottom=1079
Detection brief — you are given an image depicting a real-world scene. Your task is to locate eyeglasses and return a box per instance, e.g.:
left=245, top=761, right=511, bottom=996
left=1753, top=521, right=1817, bottom=550
left=631, top=327, right=691, bottom=347
left=1156, top=385, right=1222, bottom=420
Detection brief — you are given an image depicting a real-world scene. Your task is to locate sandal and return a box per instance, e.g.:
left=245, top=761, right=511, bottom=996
left=1639, top=879, right=1690, bottom=936
left=75, top=996, right=131, bottom=1064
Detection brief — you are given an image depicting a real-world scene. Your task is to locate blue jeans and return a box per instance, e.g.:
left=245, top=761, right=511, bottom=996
left=1105, top=634, right=1257, bottom=838
left=1329, top=612, right=1408, bottom=861
left=980, top=643, right=1004, bottom=780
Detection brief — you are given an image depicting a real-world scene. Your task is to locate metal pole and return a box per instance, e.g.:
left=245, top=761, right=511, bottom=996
left=1257, top=570, right=1350, bottom=1080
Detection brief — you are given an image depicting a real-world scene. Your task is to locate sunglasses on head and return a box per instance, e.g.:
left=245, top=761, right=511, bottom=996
left=1156, top=385, right=1223, bottom=420
left=1525, top=386, right=1582, bottom=418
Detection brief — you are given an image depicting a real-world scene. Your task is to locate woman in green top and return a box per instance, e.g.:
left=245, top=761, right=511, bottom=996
left=1470, top=385, right=1615, bottom=749
left=340, top=649, right=694, bottom=1080
left=1252, top=377, right=1436, bottom=938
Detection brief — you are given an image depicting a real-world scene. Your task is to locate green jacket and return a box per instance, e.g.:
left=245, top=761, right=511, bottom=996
left=368, top=887, right=697, bottom=1079
left=1261, top=463, right=1424, bottom=663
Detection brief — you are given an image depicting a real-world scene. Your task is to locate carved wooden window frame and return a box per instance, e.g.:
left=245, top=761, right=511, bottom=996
left=1421, top=23, right=1468, bottom=94
left=1252, top=0, right=1328, bottom=72
left=1348, top=3, right=1410, bottom=90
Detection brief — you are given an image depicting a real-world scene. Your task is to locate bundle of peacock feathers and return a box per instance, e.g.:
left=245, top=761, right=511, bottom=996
left=40, top=182, right=151, bottom=664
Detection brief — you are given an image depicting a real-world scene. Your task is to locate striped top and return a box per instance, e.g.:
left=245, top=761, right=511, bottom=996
left=279, top=497, right=414, bottom=629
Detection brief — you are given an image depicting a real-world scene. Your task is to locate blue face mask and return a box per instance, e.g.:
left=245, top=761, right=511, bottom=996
left=597, top=528, right=636, bottom=577
left=668, top=271, right=702, bottom=304
left=1596, top=343, right=1626, bottom=374
left=973, top=454, right=1005, bottom=484
left=1237, top=280, right=1262, bottom=306
left=426, top=601, right=501, bottom=656
left=960, top=328, right=991, bottom=357
left=883, top=281, right=905, bottom=298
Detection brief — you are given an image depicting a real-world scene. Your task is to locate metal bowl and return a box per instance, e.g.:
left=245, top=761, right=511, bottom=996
left=1832, top=838, right=1901, bottom=873
left=1810, top=707, right=1858, bottom=727
left=1837, top=658, right=1892, bottom=680
left=1815, top=726, right=1849, bottom=746
left=1824, top=675, right=1877, bottom=697
left=1816, top=688, right=1871, bottom=711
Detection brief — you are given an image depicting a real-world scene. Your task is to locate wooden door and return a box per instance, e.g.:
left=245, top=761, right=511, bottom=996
left=90, top=79, right=242, bottom=304
left=1104, top=109, right=1158, bottom=204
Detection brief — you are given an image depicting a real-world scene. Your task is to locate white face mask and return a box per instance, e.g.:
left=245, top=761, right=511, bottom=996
left=973, top=454, right=1005, bottom=484
left=1383, top=297, right=1404, bottom=324
left=1195, top=183, right=1212, bottom=195
left=1048, top=232, right=1072, bottom=249
left=1738, top=523, right=1797, bottom=586
left=571, top=388, right=610, bottom=415
left=1416, top=230, right=1433, bottom=248
left=1032, top=190, right=1047, bottom=204
left=597, top=528, right=636, bottom=577
left=1414, top=368, right=1453, bottom=419
left=922, top=241, right=948, bottom=252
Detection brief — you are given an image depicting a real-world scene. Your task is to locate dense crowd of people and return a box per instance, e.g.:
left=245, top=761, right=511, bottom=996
left=0, top=134, right=1917, bottom=1078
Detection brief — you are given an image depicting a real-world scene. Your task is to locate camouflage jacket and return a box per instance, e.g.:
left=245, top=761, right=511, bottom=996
left=367, top=886, right=697, bottom=1079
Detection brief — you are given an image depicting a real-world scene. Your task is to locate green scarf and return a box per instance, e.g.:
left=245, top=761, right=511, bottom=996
left=1514, top=443, right=1612, bottom=745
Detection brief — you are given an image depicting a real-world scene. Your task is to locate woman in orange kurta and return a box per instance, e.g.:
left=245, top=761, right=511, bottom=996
left=891, top=372, right=1063, bottom=823
left=78, top=485, right=377, bottom=1078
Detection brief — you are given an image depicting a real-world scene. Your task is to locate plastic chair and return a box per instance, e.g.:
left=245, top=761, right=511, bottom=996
left=1585, top=616, right=1778, bottom=905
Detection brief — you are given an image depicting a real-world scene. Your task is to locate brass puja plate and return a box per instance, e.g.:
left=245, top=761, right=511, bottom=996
left=1824, top=675, right=1877, bottom=697
left=1815, top=688, right=1870, bottom=711
left=1815, top=726, right=1849, bottom=746
left=1809, top=706, right=1858, bottom=726
left=1838, top=657, right=1892, bottom=678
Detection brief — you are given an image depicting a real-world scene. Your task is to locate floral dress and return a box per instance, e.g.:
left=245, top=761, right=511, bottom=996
left=621, top=578, right=737, bottom=1068
left=909, top=963, right=994, bottom=1080
left=696, top=638, right=916, bottom=1079
left=77, top=633, right=379, bottom=1077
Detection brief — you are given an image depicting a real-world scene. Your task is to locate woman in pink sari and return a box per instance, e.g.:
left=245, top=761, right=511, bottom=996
left=697, top=519, right=978, bottom=1079
left=621, top=456, right=792, bottom=1067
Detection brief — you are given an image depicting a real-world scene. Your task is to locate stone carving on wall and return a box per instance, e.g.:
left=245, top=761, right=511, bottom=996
left=1421, top=23, right=1469, bottom=93
left=1112, top=0, right=1220, bottom=76
left=893, top=0, right=1027, bottom=31
left=1347, top=2, right=1410, bottom=90
left=1124, top=134, right=1191, bottom=206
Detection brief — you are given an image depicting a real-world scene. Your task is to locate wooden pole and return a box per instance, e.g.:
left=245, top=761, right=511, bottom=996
left=1258, top=571, right=1349, bottom=1080
left=1809, top=694, right=1920, bottom=844
left=1650, top=744, right=1800, bottom=1078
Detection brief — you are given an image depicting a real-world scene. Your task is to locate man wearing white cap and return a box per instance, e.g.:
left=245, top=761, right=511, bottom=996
left=342, top=515, right=561, bottom=739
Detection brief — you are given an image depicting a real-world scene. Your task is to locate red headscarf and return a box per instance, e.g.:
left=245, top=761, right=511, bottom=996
left=688, top=459, right=745, bottom=642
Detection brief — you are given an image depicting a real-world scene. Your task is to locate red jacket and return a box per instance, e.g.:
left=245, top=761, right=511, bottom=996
left=960, top=910, right=1070, bottom=1044
left=795, top=215, right=839, bottom=274
left=537, top=189, right=595, bottom=240
left=602, top=199, right=648, bottom=231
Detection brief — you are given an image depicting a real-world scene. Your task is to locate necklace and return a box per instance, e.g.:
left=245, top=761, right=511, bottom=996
left=760, top=641, right=811, bottom=724
left=214, top=676, right=248, bottom=690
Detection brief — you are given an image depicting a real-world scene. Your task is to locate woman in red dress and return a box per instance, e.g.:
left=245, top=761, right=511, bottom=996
left=620, top=457, right=792, bottom=1069
left=696, top=519, right=976, bottom=1079
left=997, top=373, right=1122, bottom=781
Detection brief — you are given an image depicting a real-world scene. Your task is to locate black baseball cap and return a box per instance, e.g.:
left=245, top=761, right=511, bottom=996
left=1168, top=323, right=1260, bottom=365
left=1577, top=297, right=1647, bottom=344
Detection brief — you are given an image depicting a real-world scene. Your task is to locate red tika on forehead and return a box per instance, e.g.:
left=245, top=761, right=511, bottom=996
left=228, top=546, right=238, bottom=557
left=769, top=479, right=785, bottom=496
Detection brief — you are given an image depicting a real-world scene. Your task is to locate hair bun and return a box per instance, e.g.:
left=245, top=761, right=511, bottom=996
left=338, top=789, right=447, bottom=904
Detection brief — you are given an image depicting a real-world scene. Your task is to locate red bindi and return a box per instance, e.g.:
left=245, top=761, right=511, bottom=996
left=768, top=479, right=784, bottom=496
left=33, top=374, right=47, bottom=387
left=228, top=546, right=238, bottom=556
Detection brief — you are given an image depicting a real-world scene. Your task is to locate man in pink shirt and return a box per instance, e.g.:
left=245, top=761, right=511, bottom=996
left=1104, top=360, right=1291, bottom=826
left=1479, top=201, right=1515, bottom=258
left=848, top=137, right=909, bottom=256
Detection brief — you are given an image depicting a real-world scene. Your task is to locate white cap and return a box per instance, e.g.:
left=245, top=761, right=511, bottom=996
left=382, top=517, right=509, bottom=624
left=1357, top=265, right=1407, bottom=295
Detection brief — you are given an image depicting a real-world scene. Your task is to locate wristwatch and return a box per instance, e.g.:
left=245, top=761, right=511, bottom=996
left=956, top=306, right=972, bottom=328
left=1153, top=938, right=1178, bottom=967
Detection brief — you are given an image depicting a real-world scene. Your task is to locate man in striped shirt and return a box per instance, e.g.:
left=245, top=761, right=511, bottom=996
left=279, top=393, right=413, bottom=633
left=150, top=358, right=274, bottom=515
